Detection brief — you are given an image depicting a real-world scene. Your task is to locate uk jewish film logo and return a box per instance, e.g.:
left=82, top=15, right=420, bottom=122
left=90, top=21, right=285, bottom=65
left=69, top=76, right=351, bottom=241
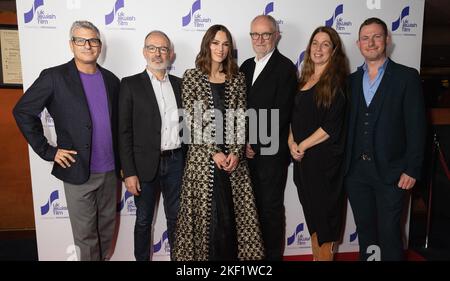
left=325, top=4, right=352, bottom=35
left=40, top=108, right=54, bottom=128
left=40, top=190, right=69, bottom=218
left=182, top=0, right=212, bottom=31
left=349, top=230, right=358, bottom=244
left=391, top=6, right=417, bottom=36
left=23, top=0, right=57, bottom=28
left=295, top=50, right=305, bottom=71
left=262, top=2, right=284, bottom=26
left=117, top=189, right=136, bottom=216
left=105, top=0, right=136, bottom=30
left=287, top=222, right=310, bottom=248
left=153, top=230, right=170, bottom=255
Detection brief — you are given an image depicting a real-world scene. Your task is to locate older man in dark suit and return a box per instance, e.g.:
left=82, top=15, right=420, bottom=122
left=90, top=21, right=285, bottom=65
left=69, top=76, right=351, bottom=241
left=345, top=17, right=426, bottom=261
left=240, top=15, right=298, bottom=261
left=118, top=30, right=183, bottom=261
left=13, top=21, right=120, bottom=261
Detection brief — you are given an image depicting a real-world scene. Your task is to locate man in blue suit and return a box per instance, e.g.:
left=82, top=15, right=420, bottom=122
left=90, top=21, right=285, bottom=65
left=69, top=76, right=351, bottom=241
left=345, top=17, right=426, bottom=261
left=13, top=21, right=120, bottom=261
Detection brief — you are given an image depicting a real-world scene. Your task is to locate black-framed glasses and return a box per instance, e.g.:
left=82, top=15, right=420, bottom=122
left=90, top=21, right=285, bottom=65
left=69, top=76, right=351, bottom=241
left=72, top=37, right=101, bottom=47
left=144, top=45, right=170, bottom=54
left=249, top=32, right=274, bottom=40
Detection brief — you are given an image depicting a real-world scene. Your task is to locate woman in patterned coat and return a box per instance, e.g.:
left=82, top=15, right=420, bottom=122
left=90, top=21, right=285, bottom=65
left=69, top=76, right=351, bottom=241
left=172, top=24, right=264, bottom=261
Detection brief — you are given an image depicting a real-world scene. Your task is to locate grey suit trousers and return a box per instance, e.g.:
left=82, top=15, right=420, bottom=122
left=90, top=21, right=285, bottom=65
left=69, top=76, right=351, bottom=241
left=64, top=171, right=118, bottom=261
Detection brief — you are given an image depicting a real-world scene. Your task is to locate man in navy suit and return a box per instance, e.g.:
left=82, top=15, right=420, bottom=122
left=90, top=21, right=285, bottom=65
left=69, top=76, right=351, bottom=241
left=13, top=21, right=120, bottom=260
left=240, top=15, right=298, bottom=260
left=118, top=31, right=184, bottom=261
left=345, top=17, right=426, bottom=261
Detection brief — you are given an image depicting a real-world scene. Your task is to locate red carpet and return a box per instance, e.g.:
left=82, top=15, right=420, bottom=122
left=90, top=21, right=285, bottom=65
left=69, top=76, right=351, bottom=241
left=283, top=249, right=426, bottom=261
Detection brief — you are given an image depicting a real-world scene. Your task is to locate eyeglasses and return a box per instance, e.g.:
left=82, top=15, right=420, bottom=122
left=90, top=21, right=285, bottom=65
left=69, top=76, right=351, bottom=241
left=72, top=37, right=101, bottom=47
left=249, top=32, right=274, bottom=40
left=145, top=45, right=170, bottom=54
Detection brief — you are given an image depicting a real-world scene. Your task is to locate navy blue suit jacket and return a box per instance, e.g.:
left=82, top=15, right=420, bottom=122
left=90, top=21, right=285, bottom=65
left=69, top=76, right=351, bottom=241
left=345, top=58, right=426, bottom=184
left=13, top=59, right=121, bottom=185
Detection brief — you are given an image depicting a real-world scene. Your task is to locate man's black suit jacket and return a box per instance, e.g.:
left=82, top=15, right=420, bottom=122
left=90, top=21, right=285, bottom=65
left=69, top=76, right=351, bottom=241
left=118, top=71, right=182, bottom=182
left=240, top=49, right=298, bottom=159
left=345, top=58, right=426, bottom=184
left=13, top=59, right=121, bottom=185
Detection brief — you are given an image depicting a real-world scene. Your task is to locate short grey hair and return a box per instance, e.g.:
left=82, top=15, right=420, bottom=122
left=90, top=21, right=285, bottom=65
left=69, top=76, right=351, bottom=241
left=70, top=20, right=100, bottom=38
left=144, top=30, right=172, bottom=49
left=251, top=15, right=279, bottom=32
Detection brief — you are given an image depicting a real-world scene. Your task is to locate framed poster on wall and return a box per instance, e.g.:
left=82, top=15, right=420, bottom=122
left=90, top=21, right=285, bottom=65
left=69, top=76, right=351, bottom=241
left=0, top=24, right=22, bottom=88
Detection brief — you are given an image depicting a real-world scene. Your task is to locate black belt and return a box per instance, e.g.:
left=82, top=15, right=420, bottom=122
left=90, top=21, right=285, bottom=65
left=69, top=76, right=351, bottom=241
left=360, top=153, right=372, bottom=161
left=161, top=148, right=181, bottom=157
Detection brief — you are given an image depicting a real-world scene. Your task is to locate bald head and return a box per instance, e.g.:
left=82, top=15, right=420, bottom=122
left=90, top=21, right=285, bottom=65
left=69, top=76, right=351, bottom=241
left=251, top=15, right=278, bottom=33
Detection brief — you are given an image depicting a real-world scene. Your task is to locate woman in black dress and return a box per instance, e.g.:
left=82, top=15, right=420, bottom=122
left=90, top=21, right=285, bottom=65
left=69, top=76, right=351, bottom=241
left=289, top=26, right=349, bottom=260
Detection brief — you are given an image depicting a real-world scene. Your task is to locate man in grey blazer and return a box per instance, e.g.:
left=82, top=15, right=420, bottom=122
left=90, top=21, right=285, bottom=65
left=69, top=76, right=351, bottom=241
left=13, top=21, right=121, bottom=261
left=118, top=31, right=184, bottom=261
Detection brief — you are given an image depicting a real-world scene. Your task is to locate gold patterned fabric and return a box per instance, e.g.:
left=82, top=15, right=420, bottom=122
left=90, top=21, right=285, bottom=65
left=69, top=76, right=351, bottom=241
left=172, top=68, right=265, bottom=261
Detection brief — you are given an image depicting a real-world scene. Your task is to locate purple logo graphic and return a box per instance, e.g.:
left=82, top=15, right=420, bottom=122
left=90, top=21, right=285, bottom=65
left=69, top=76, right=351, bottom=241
left=263, top=2, right=274, bottom=15
left=40, top=190, right=58, bottom=215
left=105, top=0, right=135, bottom=26
left=24, top=0, right=44, bottom=23
left=105, top=0, right=124, bottom=25
left=325, top=4, right=343, bottom=27
left=182, top=0, right=201, bottom=26
left=392, top=6, right=417, bottom=33
left=350, top=231, right=358, bottom=243
left=325, top=4, right=352, bottom=34
left=287, top=223, right=305, bottom=245
left=295, top=50, right=305, bottom=69
left=23, top=0, right=56, bottom=25
left=40, top=190, right=68, bottom=216
left=181, top=0, right=211, bottom=29
left=261, top=2, right=284, bottom=26
left=117, top=190, right=135, bottom=214
left=392, top=6, right=409, bottom=31
left=153, top=230, right=169, bottom=253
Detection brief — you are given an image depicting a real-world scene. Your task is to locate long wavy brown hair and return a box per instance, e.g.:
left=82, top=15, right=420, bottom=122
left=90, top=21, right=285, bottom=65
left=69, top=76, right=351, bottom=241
left=299, top=26, right=349, bottom=108
left=195, top=24, right=238, bottom=79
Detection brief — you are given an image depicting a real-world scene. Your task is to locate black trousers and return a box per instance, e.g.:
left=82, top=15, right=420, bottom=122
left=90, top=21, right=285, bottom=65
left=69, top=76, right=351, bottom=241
left=248, top=155, right=288, bottom=261
left=209, top=167, right=238, bottom=261
left=345, top=158, right=406, bottom=261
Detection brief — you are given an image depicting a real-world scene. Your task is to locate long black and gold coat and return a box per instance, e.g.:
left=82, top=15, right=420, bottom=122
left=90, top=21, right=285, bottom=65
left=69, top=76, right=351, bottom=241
left=173, top=68, right=264, bottom=261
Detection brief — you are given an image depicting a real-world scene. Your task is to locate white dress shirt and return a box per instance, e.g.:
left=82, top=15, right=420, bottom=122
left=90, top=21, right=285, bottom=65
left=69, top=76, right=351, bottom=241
left=147, top=69, right=181, bottom=151
left=252, top=49, right=275, bottom=85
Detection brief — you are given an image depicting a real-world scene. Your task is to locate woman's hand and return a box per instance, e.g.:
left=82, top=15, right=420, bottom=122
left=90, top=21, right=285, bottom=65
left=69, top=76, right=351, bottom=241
left=289, top=142, right=304, bottom=161
left=213, top=152, right=228, bottom=169
left=223, top=153, right=239, bottom=172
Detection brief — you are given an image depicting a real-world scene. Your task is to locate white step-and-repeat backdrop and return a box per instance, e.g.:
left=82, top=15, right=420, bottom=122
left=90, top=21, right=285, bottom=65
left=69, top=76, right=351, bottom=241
left=16, top=0, right=424, bottom=260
